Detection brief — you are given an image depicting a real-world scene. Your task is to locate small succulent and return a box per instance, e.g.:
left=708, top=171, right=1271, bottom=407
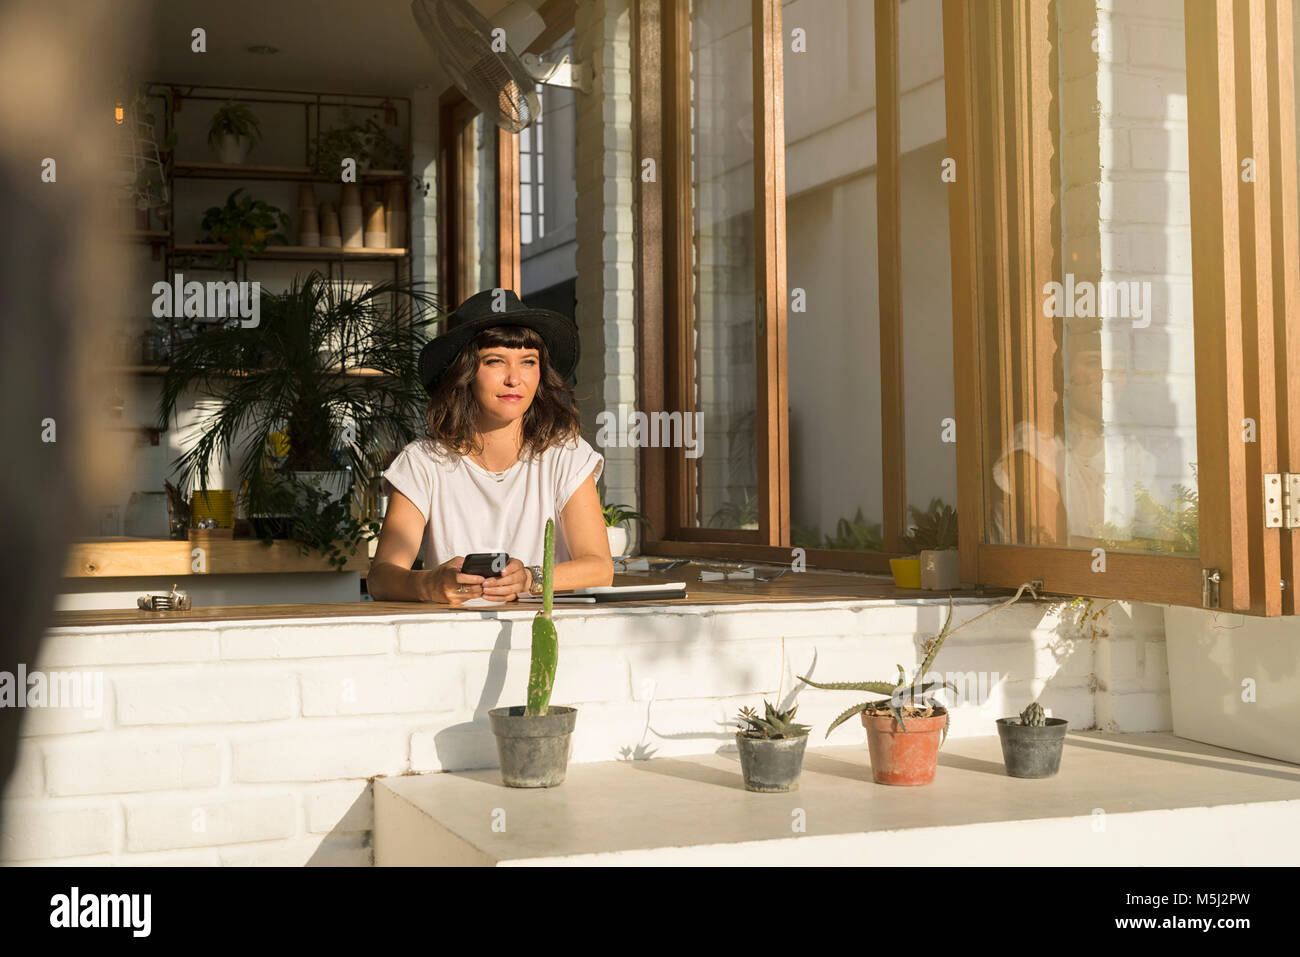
left=903, top=497, right=958, bottom=553
left=1020, top=701, right=1047, bottom=727
left=736, top=700, right=811, bottom=739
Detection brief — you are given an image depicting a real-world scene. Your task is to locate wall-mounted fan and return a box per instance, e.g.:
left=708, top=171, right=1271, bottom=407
left=411, top=0, right=590, bottom=134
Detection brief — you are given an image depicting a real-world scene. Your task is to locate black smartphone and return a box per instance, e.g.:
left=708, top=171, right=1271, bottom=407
left=461, top=552, right=509, bottom=577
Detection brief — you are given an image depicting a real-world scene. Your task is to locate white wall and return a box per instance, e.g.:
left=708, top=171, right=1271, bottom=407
left=2, top=596, right=1171, bottom=865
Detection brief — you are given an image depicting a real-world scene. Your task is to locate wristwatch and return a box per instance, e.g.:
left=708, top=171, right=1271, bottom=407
left=527, top=564, right=545, bottom=595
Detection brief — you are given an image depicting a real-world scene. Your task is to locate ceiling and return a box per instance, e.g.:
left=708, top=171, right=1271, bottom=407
left=117, top=0, right=517, bottom=96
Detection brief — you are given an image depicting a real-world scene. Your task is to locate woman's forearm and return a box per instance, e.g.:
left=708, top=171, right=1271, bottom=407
left=367, top=561, right=433, bottom=602
left=547, top=555, right=615, bottom=592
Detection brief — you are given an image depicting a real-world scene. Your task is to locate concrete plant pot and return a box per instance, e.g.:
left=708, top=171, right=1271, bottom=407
left=488, top=706, right=577, bottom=788
left=996, top=717, right=1068, bottom=778
left=215, top=133, right=252, bottom=164
left=920, top=548, right=960, bottom=589
left=862, top=708, right=947, bottom=785
left=735, top=732, right=809, bottom=792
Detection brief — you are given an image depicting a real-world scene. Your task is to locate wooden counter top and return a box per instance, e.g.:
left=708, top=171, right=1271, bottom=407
left=64, top=537, right=368, bottom=578
left=49, top=571, right=1015, bottom=628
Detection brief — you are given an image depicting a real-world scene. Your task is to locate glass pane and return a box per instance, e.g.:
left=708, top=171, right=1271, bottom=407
left=982, top=1, right=1198, bottom=555
left=899, top=0, right=958, bottom=542
left=690, top=0, right=757, bottom=529
left=784, top=0, right=882, bottom=551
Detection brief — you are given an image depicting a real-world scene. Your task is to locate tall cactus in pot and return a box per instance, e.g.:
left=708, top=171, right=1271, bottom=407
left=525, top=517, right=558, bottom=716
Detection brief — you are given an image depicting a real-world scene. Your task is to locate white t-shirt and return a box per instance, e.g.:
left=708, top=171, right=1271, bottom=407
left=381, top=433, right=605, bottom=570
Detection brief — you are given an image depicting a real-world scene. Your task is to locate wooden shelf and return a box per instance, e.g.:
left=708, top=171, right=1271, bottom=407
left=115, top=230, right=171, bottom=244
left=65, top=537, right=367, bottom=577
left=172, top=161, right=409, bottom=183
left=172, top=243, right=408, bottom=261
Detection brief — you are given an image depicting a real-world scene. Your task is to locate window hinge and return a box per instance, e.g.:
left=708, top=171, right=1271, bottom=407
left=1264, top=473, right=1300, bottom=529
left=1202, top=568, right=1221, bottom=608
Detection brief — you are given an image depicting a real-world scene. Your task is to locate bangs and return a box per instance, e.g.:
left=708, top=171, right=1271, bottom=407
left=475, top=324, right=546, bottom=352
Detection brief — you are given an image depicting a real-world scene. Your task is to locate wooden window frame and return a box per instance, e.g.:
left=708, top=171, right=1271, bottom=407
left=634, top=0, right=1300, bottom=613
left=942, top=0, right=1300, bottom=615
left=635, top=0, right=912, bottom=574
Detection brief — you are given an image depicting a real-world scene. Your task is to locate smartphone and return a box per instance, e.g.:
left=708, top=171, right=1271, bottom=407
left=461, top=552, right=509, bottom=577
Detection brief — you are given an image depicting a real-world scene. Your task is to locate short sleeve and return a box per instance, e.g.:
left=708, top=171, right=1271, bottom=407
left=556, top=435, right=604, bottom=512
left=382, top=443, right=434, bottom=522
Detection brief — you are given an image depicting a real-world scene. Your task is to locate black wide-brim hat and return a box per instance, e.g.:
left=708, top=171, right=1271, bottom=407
left=418, top=289, right=580, bottom=396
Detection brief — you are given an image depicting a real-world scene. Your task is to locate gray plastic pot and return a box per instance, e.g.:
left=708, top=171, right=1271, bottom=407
left=736, top=732, right=809, bottom=792
left=996, top=717, right=1068, bottom=778
left=488, top=706, right=577, bottom=788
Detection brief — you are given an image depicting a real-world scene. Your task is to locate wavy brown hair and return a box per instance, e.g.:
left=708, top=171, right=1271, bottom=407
left=425, top=324, right=580, bottom=460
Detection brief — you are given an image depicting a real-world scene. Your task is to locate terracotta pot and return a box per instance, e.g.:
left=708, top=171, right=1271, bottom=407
left=862, top=708, right=947, bottom=785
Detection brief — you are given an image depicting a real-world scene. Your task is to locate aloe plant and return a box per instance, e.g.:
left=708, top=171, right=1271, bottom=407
left=525, top=517, right=558, bottom=716
left=798, top=599, right=960, bottom=743
left=736, top=700, right=811, bottom=739
left=797, top=582, right=1040, bottom=744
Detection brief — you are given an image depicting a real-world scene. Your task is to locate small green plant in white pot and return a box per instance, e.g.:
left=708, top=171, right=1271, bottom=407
left=208, top=101, right=263, bottom=164
left=601, top=501, right=654, bottom=558
left=907, top=498, right=960, bottom=590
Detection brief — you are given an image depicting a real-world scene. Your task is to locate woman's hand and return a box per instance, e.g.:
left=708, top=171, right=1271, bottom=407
left=425, top=556, right=487, bottom=606
left=479, top=558, right=529, bottom=602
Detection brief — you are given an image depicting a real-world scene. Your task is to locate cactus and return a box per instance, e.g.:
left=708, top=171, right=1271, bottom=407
left=525, top=518, right=558, bottom=716
left=736, top=700, right=812, bottom=739
left=1020, top=701, right=1046, bottom=727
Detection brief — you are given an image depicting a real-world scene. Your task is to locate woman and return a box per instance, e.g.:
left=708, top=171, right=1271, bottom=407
left=368, top=289, right=613, bottom=605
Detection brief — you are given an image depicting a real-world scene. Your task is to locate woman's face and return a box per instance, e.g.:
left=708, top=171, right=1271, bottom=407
left=472, top=345, right=541, bottom=424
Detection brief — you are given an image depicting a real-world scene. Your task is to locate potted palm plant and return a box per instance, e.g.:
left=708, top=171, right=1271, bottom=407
left=734, top=700, right=811, bottom=792
left=798, top=583, right=1036, bottom=785
left=489, top=518, right=577, bottom=787
left=157, top=271, right=443, bottom=564
left=601, top=500, right=655, bottom=558
left=208, top=101, right=263, bottom=164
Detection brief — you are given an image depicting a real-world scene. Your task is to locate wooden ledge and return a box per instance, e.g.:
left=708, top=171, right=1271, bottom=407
left=64, top=538, right=368, bottom=578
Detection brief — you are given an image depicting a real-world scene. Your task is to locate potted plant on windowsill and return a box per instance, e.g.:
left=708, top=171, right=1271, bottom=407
left=208, top=101, right=263, bottom=164
left=489, top=518, right=577, bottom=787
left=996, top=700, right=1068, bottom=778
left=907, top=498, right=960, bottom=590
left=734, top=700, right=811, bottom=792
left=798, top=583, right=1037, bottom=786
left=601, top=501, right=655, bottom=558
left=157, top=271, right=443, bottom=566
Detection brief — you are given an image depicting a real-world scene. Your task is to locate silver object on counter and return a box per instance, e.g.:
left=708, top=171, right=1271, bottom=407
left=137, top=583, right=192, bottom=611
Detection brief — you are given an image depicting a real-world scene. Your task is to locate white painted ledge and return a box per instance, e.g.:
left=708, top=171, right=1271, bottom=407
left=375, top=731, right=1300, bottom=866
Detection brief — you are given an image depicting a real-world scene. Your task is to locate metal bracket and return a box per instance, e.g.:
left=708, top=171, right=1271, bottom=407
left=1202, top=568, right=1221, bottom=608
left=521, top=52, right=592, bottom=94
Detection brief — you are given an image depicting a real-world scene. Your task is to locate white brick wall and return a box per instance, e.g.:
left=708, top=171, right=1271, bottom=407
left=2, top=595, right=1172, bottom=866
left=574, top=0, right=640, bottom=536
left=1060, top=1, right=1199, bottom=541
